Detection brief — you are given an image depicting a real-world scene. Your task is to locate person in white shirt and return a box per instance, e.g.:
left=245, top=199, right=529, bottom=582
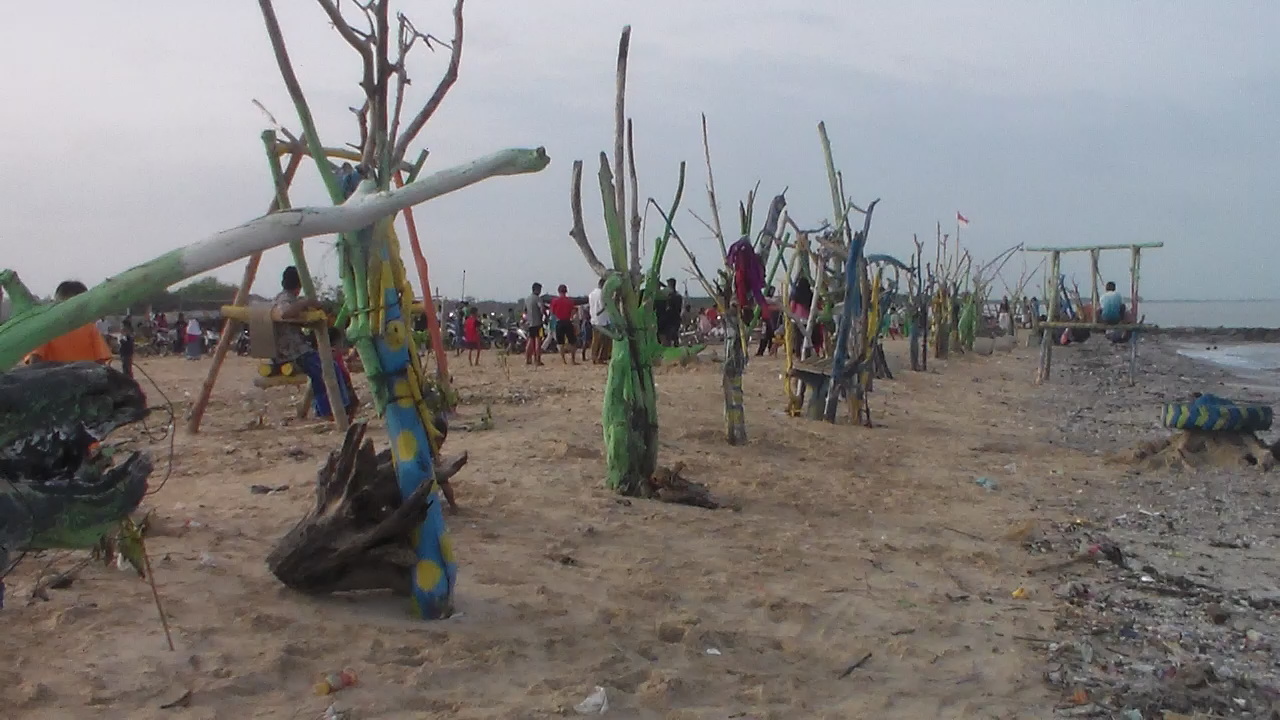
left=587, top=278, right=612, bottom=364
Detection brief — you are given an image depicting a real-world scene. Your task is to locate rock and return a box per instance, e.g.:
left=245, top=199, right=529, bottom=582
left=1205, top=603, right=1231, bottom=625
left=17, top=681, right=52, bottom=706
left=656, top=620, right=687, bottom=644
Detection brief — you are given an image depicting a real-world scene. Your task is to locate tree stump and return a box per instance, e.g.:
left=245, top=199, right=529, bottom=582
left=266, top=421, right=467, bottom=595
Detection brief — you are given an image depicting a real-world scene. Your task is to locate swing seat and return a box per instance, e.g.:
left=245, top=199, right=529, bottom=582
left=258, top=361, right=298, bottom=377
left=254, top=374, right=309, bottom=389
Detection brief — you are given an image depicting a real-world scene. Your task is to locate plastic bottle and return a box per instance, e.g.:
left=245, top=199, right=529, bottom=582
left=314, top=669, right=358, bottom=696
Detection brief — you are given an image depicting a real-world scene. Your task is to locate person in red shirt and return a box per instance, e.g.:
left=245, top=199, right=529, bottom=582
left=548, top=284, right=580, bottom=365
left=463, top=306, right=483, bottom=366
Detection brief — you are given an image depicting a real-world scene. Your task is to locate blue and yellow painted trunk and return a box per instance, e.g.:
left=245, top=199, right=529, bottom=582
left=345, top=221, right=455, bottom=619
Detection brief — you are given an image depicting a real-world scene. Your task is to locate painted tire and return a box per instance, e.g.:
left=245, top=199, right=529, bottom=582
left=1161, top=402, right=1273, bottom=432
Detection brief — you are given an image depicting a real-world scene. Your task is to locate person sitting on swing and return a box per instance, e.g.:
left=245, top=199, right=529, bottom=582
left=273, top=266, right=351, bottom=421
left=1099, top=281, right=1126, bottom=326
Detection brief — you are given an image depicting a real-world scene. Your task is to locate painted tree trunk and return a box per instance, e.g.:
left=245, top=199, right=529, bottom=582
left=823, top=210, right=877, bottom=423
left=348, top=220, right=457, bottom=617
left=0, top=148, right=549, bottom=370
left=601, top=285, right=659, bottom=495
left=722, top=307, right=747, bottom=445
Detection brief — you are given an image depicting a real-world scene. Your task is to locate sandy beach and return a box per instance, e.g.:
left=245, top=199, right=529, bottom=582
left=2, top=335, right=1276, bottom=719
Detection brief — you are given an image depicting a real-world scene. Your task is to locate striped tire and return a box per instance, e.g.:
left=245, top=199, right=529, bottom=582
left=1161, top=402, right=1273, bottom=432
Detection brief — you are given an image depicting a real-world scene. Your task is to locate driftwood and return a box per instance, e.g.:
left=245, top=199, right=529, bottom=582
left=1128, top=430, right=1278, bottom=472
left=648, top=463, right=731, bottom=510
left=266, top=422, right=467, bottom=595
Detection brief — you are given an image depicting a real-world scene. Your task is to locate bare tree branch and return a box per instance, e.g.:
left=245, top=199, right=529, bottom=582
left=252, top=99, right=299, bottom=144
left=687, top=209, right=720, bottom=240
left=317, top=0, right=374, bottom=57
left=391, top=0, right=465, bottom=169
left=612, top=26, right=631, bottom=276
left=317, top=0, right=376, bottom=168
left=257, top=0, right=344, bottom=199
left=350, top=100, right=369, bottom=151
left=626, top=119, right=641, bottom=276
left=700, top=113, right=728, bottom=259
left=569, top=160, right=610, bottom=278
left=358, top=0, right=391, bottom=175
left=649, top=199, right=718, bottom=303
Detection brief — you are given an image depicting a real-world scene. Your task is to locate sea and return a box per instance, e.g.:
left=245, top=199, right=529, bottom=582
left=1142, top=299, right=1280, bottom=329
left=1146, top=299, right=1280, bottom=375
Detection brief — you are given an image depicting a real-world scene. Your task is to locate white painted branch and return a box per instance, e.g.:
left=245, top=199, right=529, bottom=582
left=181, top=147, right=548, bottom=272
left=0, top=147, right=549, bottom=369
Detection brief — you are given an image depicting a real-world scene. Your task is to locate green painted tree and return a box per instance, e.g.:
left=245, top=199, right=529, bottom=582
left=567, top=26, right=688, bottom=495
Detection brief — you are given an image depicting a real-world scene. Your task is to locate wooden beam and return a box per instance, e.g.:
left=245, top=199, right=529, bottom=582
left=1036, top=250, right=1061, bottom=384
left=1024, top=242, right=1164, bottom=253
left=188, top=146, right=304, bottom=434
left=1039, top=321, right=1148, bottom=331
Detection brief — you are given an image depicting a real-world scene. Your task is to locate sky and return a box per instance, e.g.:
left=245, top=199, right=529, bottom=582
left=2, top=1, right=1276, bottom=304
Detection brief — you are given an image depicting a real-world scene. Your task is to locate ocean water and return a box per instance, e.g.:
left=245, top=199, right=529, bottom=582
left=1141, top=299, right=1280, bottom=328
left=1176, top=343, right=1280, bottom=373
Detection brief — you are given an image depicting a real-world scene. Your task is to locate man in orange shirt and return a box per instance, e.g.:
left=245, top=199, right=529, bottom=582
left=24, top=281, right=113, bottom=365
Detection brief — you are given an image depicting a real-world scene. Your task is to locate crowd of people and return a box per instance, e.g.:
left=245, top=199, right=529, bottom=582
left=21, top=266, right=1094, bottom=437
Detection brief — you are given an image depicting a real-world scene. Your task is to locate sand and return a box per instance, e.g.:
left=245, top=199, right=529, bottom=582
left=2, top=339, right=1134, bottom=719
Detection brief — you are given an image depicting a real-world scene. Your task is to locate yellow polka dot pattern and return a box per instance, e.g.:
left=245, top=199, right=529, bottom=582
left=415, top=559, right=443, bottom=591
left=393, top=378, right=414, bottom=409
left=439, top=533, right=455, bottom=565
left=385, top=319, right=407, bottom=352
left=396, top=431, right=418, bottom=463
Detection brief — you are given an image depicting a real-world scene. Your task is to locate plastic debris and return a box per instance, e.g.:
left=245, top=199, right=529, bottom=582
left=705, top=648, right=722, bottom=656
left=574, top=686, right=609, bottom=715
left=314, top=669, right=358, bottom=696
left=1011, top=587, right=1030, bottom=599
left=974, top=476, right=999, bottom=491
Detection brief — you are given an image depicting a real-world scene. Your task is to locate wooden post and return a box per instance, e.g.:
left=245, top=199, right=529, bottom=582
left=1129, top=247, right=1141, bottom=322
left=1037, top=250, right=1060, bottom=384
left=1128, top=245, right=1142, bottom=386
left=1128, top=327, right=1139, bottom=386
left=188, top=148, right=304, bottom=433
left=1088, top=248, right=1100, bottom=322
left=394, top=169, right=452, bottom=407
left=259, top=133, right=337, bottom=423
left=311, top=317, right=349, bottom=432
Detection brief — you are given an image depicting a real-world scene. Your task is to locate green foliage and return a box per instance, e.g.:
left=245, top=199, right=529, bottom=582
left=173, top=276, right=239, bottom=300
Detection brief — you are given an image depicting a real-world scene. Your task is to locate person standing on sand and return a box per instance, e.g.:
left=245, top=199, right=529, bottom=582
left=463, top=306, right=483, bottom=366
left=756, top=286, right=779, bottom=356
left=549, top=284, right=580, bottom=365
left=654, top=278, right=683, bottom=346
left=174, top=312, right=187, bottom=354
left=588, top=277, right=612, bottom=364
left=577, top=306, right=592, bottom=362
left=525, top=282, right=545, bottom=366
left=119, top=317, right=136, bottom=378
left=184, top=316, right=203, bottom=360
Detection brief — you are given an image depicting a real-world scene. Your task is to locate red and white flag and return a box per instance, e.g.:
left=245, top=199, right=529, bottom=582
left=956, top=212, right=970, bottom=227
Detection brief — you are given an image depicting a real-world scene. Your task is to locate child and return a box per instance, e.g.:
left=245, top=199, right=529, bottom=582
left=463, top=306, right=483, bottom=366
left=119, top=317, right=136, bottom=378
left=24, top=281, right=113, bottom=365
left=329, top=327, right=360, bottom=418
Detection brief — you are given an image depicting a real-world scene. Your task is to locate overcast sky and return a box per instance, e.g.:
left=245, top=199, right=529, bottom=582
left=2, top=1, right=1275, bottom=303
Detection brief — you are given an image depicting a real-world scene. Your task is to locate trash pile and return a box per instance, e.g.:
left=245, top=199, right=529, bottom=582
left=1036, top=526, right=1279, bottom=717
left=1032, top=338, right=1280, bottom=718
